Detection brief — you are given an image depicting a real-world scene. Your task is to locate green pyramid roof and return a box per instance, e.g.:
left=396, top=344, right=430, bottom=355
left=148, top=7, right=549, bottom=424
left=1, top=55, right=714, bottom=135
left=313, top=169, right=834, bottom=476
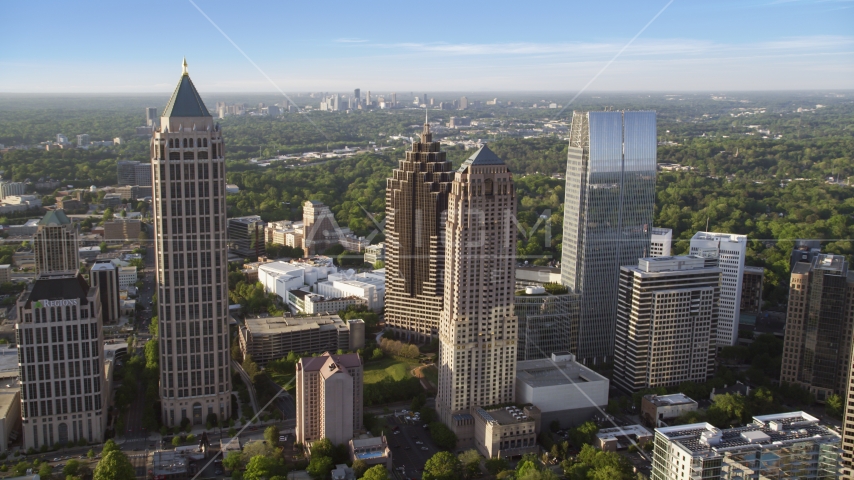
left=38, top=210, right=71, bottom=226
left=457, top=144, right=505, bottom=172
left=163, top=73, right=211, bottom=118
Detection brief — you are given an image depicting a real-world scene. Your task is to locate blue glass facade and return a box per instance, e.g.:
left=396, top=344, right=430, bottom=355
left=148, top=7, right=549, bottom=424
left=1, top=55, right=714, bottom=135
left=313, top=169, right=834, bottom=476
left=560, top=111, right=657, bottom=363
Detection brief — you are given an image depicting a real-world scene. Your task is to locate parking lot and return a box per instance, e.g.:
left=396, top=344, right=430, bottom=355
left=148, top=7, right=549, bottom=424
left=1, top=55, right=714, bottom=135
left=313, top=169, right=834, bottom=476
left=386, top=414, right=440, bottom=479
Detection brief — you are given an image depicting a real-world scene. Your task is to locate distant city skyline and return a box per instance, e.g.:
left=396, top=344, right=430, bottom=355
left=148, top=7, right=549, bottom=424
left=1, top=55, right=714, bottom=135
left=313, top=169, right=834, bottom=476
left=1, top=0, right=852, bottom=93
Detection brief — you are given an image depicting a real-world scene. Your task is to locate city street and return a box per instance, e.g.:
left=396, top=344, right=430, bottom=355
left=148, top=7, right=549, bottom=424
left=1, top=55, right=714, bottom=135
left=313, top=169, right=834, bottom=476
left=386, top=415, right=441, bottom=480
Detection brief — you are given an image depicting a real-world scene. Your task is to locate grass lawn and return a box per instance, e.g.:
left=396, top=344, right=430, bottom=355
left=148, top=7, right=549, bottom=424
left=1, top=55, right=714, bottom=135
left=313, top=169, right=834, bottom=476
left=363, top=356, right=420, bottom=384
left=269, top=371, right=295, bottom=392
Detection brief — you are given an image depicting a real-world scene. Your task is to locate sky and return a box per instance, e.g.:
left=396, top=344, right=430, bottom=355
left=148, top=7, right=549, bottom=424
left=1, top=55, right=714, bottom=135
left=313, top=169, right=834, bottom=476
left=1, top=0, right=852, bottom=93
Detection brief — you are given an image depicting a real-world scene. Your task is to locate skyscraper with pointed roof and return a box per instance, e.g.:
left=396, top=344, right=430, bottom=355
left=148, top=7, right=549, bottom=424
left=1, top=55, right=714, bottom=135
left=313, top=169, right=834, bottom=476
left=33, top=210, right=79, bottom=275
left=437, top=145, right=519, bottom=428
left=152, top=59, right=231, bottom=427
left=384, top=122, right=454, bottom=341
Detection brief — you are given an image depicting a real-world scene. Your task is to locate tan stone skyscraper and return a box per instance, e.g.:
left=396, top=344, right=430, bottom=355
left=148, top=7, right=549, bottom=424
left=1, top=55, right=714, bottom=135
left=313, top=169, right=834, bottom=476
left=384, top=123, right=454, bottom=341
left=33, top=210, right=79, bottom=275
left=152, top=59, right=231, bottom=427
left=437, top=146, right=518, bottom=426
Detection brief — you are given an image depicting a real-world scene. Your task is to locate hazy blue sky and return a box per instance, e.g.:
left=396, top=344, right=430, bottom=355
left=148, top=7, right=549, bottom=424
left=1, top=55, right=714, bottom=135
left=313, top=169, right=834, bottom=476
left=1, top=0, right=852, bottom=93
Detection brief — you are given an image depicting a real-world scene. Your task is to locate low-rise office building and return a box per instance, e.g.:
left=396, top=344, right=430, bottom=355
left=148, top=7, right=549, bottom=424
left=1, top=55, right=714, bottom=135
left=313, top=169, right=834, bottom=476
left=103, top=219, right=141, bottom=242
left=473, top=405, right=540, bottom=459
left=316, top=269, right=385, bottom=312
left=363, top=243, right=384, bottom=264
left=641, top=393, right=698, bottom=428
left=0, top=380, right=21, bottom=453
left=651, top=412, right=840, bottom=480
left=118, top=266, right=137, bottom=289
left=238, top=314, right=362, bottom=367
left=514, top=352, right=608, bottom=428
left=596, top=424, right=653, bottom=452
left=257, top=261, right=337, bottom=300
left=287, top=290, right=366, bottom=315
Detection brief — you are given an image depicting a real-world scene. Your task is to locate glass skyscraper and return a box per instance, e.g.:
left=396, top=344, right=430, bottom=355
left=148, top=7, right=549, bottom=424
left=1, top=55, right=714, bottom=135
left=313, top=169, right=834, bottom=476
left=560, top=111, right=657, bottom=363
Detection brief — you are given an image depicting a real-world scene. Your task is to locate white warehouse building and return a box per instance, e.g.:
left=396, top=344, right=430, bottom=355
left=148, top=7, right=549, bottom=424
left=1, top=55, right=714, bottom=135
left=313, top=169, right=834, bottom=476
left=515, top=352, right=609, bottom=428
left=316, top=269, right=385, bottom=312
left=257, top=261, right=337, bottom=302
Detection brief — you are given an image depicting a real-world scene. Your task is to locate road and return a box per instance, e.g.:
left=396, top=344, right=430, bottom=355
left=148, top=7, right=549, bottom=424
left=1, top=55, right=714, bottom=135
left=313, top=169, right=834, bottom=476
left=232, top=359, right=260, bottom=414
left=386, top=414, right=441, bottom=480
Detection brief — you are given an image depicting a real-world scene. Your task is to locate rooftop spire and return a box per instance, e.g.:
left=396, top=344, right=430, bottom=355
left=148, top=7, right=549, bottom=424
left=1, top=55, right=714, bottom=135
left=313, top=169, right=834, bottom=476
left=421, top=106, right=431, bottom=142
left=182, top=57, right=188, bottom=76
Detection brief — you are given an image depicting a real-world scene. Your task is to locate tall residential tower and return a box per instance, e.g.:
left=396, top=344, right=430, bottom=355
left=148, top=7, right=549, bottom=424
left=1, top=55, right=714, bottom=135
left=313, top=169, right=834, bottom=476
left=560, top=111, right=657, bottom=363
left=152, top=60, right=231, bottom=427
left=689, top=232, right=747, bottom=346
left=384, top=123, right=454, bottom=341
left=437, top=145, right=518, bottom=425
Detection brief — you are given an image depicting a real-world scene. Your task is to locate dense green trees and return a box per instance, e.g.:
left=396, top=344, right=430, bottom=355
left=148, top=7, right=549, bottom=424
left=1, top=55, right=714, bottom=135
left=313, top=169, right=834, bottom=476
left=423, top=451, right=463, bottom=480
left=93, top=451, right=135, bottom=480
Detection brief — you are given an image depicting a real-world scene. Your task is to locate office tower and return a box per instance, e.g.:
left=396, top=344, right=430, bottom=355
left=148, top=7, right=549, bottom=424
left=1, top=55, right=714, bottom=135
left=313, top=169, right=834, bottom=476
left=117, top=160, right=139, bottom=185
left=76, top=134, right=89, bottom=147
left=515, top=288, right=580, bottom=361
left=0, top=181, right=26, bottom=201
left=33, top=210, right=79, bottom=275
left=790, top=239, right=822, bottom=271
left=146, top=107, right=158, bottom=127
left=302, top=201, right=338, bottom=257
left=649, top=227, right=672, bottom=257
left=437, top=145, right=518, bottom=425
left=459, top=96, right=468, bottom=110
left=780, top=254, right=854, bottom=401
left=16, top=272, right=107, bottom=450
left=227, top=215, right=266, bottom=259
left=740, top=266, right=764, bottom=314
left=560, top=110, right=657, bottom=364
left=135, top=162, right=152, bottom=186
left=152, top=59, right=231, bottom=426
left=117, top=160, right=153, bottom=187
left=89, top=261, right=120, bottom=324
left=295, top=352, right=363, bottom=446
left=56, top=134, right=68, bottom=144
left=384, top=123, right=453, bottom=341
left=353, top=88, right=360, bottom=107
left=391, top=92, right=396, bottom=106
left=366, top=91, right=371, bottom=106
left=613, top=256, right=720, bottom=393
left=689, top=232, right=747, bottom=347
left=652, top=412, right=840, bottom=480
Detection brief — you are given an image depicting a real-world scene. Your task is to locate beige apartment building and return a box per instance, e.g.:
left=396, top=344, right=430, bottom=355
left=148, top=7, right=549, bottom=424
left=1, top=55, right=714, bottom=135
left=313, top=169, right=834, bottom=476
left=295, top=353, right=363, bottom=446
left=151, top=60, right=231, bottom=427
left=103, top=219, right=141, bottom=242
left=33, top=210, right=79, bottom=275
left=437, top=145, right=518, bottom=438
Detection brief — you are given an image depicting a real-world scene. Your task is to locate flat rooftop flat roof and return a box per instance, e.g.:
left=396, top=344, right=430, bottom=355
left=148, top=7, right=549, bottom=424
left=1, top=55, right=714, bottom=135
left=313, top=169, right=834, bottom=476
left=244, top=314, right=346, bottom=336
left=645, top=393, right=696, bottom=407
left=597, top=424, right=653, bottom=440
left=516, top=357, right=608, bottom=388
left=0, top=382, right=19, bottom=421
left=657, top=412, right=838, bottom=457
